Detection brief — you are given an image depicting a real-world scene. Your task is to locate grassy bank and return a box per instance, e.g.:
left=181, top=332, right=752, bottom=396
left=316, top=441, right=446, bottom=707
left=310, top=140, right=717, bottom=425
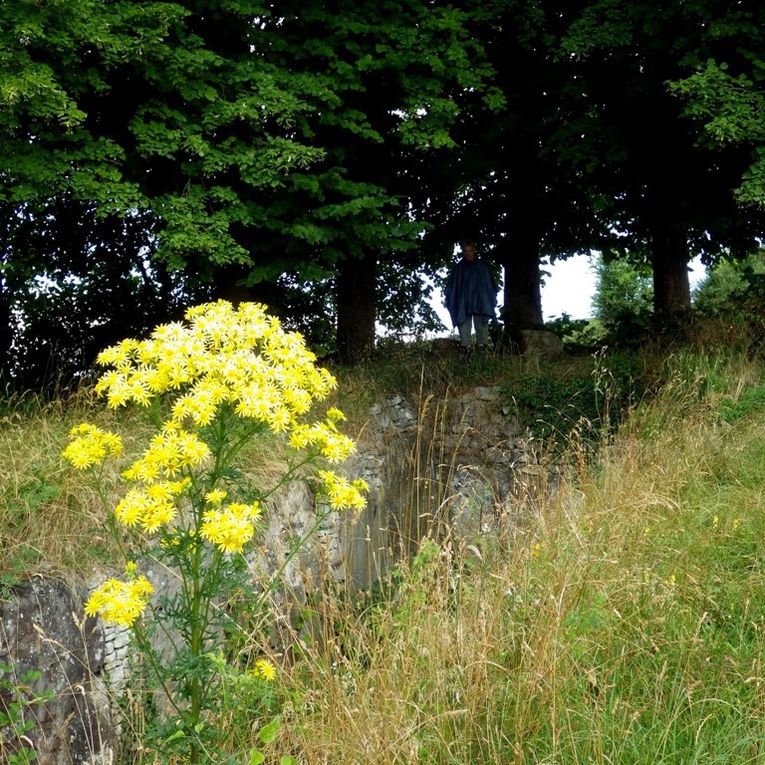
left=0, top=350, right=634, bottom=584
left=3, top=348, right=765, bottom=763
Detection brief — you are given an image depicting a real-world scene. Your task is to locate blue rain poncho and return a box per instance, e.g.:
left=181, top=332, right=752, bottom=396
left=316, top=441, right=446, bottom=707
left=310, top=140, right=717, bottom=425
left=444, top=258, right=498, bottom=328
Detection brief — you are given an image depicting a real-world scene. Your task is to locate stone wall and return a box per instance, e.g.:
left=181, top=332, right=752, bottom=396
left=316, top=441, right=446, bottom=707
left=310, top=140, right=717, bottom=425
left=341, top=385, right=553, bottom=576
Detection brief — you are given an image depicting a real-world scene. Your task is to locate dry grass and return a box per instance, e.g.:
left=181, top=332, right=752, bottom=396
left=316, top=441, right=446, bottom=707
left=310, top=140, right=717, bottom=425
left=275, top=350, right=765, bottom=764
left=0, top=389, right=126, bottom=577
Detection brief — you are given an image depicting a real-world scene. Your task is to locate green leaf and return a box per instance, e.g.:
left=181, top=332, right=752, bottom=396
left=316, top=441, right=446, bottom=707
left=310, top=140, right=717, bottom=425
left=257, top=716, right=281, bottom=744
left=249, top=750, right=265, bottom=765
left=280, top=757, right=298, bottom=765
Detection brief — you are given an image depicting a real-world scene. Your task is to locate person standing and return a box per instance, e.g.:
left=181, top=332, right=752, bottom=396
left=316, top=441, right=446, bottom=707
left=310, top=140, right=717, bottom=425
left=444, top=240, right=498, bottom=350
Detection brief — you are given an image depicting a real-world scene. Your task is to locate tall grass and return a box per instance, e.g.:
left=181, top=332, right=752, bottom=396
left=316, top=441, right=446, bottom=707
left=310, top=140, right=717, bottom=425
left=0, top=389, right=129, bottom=581
left=0, top=388, right=287, bottom=583
left=277, top=350, right=765, bottom=764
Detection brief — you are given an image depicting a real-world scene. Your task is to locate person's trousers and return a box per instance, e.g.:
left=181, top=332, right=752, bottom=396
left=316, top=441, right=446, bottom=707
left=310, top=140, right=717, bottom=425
left=458, top=315, right=489, bottom=347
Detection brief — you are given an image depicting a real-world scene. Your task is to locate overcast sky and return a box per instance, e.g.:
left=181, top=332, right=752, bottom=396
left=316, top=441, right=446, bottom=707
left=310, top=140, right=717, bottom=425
left=541, top=254, right=597, bottom=321
left=540, top=253, right=708, bottom=321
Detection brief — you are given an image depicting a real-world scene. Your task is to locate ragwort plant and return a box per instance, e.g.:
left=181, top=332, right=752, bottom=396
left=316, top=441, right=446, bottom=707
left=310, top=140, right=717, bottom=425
left=61, top=301, right=367, bottom=764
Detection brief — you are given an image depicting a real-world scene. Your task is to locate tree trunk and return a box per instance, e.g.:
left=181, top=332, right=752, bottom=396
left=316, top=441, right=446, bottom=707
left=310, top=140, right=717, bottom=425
left=336, top=252, right=377, bottom=363
left=501, top=233, right=543, bottom=331
left=651, top=225, right=691, bottom=320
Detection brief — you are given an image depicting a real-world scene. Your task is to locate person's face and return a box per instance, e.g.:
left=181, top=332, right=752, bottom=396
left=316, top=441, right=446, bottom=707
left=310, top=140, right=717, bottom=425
left=462, top=243, right=476, bottom=261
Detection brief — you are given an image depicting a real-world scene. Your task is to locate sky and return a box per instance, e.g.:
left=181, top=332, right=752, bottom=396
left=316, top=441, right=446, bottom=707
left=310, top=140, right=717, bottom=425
left=540, top=254, right=598, bottom=321
left=540, top=253, right=708, bottom=321
left=429, top=253, right=709, bottom=332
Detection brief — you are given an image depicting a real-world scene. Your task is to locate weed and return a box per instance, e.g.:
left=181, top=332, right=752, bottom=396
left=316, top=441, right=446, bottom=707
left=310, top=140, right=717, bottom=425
left=720, top=382, right=765, bottom=423
left=500, top=350, right=643, bottom=445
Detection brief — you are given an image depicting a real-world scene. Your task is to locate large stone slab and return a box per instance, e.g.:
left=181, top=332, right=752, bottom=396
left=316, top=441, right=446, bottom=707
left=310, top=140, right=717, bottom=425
left=1, top=577, right=110, bottom=765
left=520, top=329, right=564, bottom=359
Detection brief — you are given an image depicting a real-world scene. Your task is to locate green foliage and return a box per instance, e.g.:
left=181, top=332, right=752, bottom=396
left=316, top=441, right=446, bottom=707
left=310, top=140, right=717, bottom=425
left=560, top=0, right=765, bottom=321
left=693, top=250, right=765, bottom=317
left=671, top=15, right=765, bottom=208
left=14, top=467, right=60, bottom=521
left=0, top=547, right=40, bottom=600
left=6, top=0, right=765, bottom=371
left=0, top=663, right=52, bottom=764
left=544, top=314, right=608, bottom=352
left=506, top=373, right=605, bottom=442
left=0, top=200, right=214, bottom=387
left=693, top=257, right=752, bottom=315
left=720, top=382, right=765, bottom=424
left=502, top=351, right=643, bottom=443
left=1, top=0, right=499, bottom=373
left=592, top=255, right=653, bottom=343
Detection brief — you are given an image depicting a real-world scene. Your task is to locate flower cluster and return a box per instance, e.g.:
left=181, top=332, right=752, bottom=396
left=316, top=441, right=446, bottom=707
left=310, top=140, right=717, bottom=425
left=200, top=501, right=262, bottom=554
left=85, top=575, right=154, bottom=627
left=62, top=424, right=122, bottom=470
left=93, top=301, right=336, bottom=438
left=288, top=420, right=356, bottom=463
left=114, top=479, right=191, bottom=533
left=65, top=302, right=368, bottom=636
left=122, top=425, right=211, bottom=482
left=318, top=470, right=369, bottom=512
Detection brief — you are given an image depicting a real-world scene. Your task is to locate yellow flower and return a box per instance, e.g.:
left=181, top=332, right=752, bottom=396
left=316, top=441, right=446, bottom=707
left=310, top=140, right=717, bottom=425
left=320, top=431, right=356, bottom=463
left=326, top=407, right=346, bottom=422
left=141, top=498, right=177, bottom=532
left=318, top=471, right=367, bottom=511
left=85, top=576, right=154, bottom=627
left=114, top=481, right=184, bottom=532
left=205, top=489, right=228, bottom=505
left=200, top=502, right=261, bottom=554
left=92, top=303, right=346, bottom=445
left=62, top=423, right=123, bottom=469
left=125, top=426, right=210, bottom=481
left=253, top=659, right=276, bottom=682
left=84, top=302, right=365, bottom=527
left=248, top=500, right=262, bottom=522
left=266, top=405, right=292, bottom=433
left=288, top=424, right=314, bottom=450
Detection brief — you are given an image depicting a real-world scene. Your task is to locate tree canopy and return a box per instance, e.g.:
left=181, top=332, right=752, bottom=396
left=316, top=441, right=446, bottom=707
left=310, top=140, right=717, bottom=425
left=1, top=0, right=497, bottom=371
left=2, top=0, right=765, bottom=384
left=560, top=0, right=765, bottom=318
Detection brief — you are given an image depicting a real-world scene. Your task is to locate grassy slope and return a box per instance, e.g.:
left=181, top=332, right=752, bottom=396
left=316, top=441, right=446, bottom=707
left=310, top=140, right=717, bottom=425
left=3, top=348, right=765, bottom=763
left=280, top=352, right=765, bottom=764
